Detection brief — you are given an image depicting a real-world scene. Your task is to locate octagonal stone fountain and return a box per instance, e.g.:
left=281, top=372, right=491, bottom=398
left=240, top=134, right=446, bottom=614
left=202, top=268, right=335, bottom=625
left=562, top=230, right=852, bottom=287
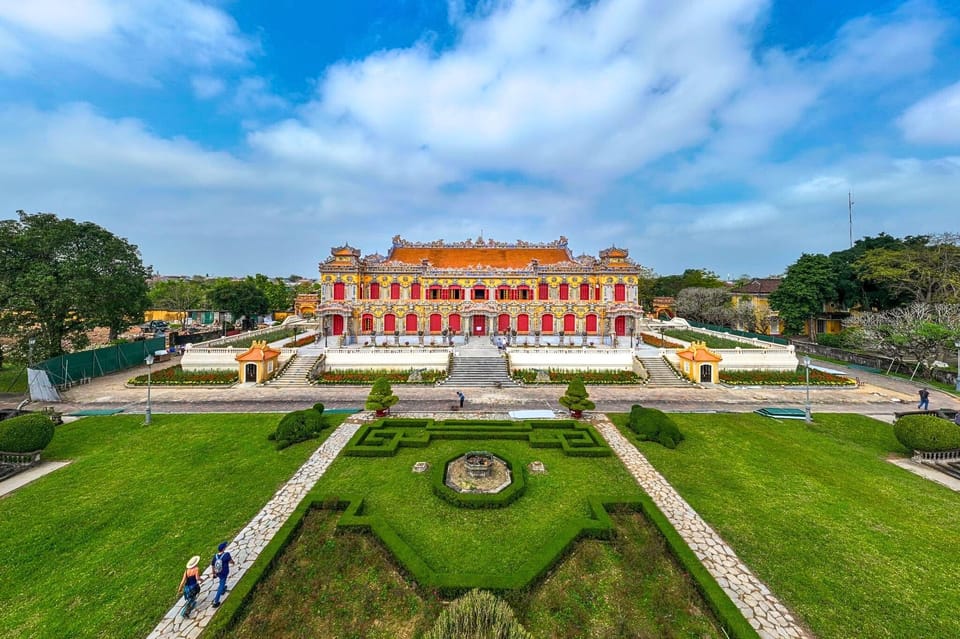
left=444, top=450, right=512, bottom=494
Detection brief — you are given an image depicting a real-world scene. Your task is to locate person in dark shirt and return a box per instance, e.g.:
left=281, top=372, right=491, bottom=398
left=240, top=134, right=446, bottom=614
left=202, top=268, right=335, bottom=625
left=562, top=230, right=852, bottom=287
left=210, top=542, right=234, bottom=608
left=918, top=388, right=930, bottom=410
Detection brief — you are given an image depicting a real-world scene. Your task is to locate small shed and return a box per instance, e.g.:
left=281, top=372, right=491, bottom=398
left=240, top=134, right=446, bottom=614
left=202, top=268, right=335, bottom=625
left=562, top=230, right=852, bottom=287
left=676, top=341, right=721, bottom=384
left=235, top=340, right=282, bottom=384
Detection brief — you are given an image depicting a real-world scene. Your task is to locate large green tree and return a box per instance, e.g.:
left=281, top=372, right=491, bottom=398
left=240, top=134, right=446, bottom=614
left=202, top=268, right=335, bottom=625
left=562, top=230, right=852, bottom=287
left=0, top=211, right=150, bottom=357
left=769, top=253, right=838, bottom=335
left=850, top=303, right=960, bottom=376
left=207, top=279, right=269, bottom=323
left=248, top=274, right=295, bottom=312
left=854, top=233, right=960, bottom=304
left=828, top=233, right=918, bottom=311
left=148, top=279, right=209, bottom=326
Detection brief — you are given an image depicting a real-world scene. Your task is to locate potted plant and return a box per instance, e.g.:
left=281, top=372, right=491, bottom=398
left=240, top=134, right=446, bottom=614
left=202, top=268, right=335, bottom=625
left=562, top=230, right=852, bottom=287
left=558, top=377, right=595, bottom=419
left=365, top=377, right=399, bottom=417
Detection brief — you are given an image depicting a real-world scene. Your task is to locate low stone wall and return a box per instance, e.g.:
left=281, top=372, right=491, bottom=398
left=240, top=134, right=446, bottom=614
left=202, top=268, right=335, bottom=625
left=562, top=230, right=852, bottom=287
left=508, top=347, right=634, bottom=371
left=324, top=347, right=451, bottom=371
left=796, top=341, right=960, bottom=387
left=181, top=348, right=296, bottom=371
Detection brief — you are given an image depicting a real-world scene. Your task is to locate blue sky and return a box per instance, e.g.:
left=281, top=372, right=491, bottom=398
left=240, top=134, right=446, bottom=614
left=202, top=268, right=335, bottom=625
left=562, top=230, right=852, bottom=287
left=1, top=0, right=958, bottom=279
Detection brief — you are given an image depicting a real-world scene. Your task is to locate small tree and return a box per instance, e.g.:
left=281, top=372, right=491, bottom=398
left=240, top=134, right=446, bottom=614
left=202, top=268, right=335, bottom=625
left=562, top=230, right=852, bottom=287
left=365, top=377, right=399, bottom=416
left=558, top=377, right=595, bottom=418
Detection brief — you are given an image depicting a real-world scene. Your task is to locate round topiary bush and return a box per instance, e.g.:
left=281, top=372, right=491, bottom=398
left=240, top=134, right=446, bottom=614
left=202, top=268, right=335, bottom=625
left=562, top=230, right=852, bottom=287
left=0, top=413, right=56, bottom=452
left=894, top=414, right=960, bottom=452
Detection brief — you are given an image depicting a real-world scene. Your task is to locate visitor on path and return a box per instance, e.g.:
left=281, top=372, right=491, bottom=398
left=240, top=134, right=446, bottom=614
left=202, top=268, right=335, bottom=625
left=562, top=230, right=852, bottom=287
left=918, top=388, right=930, bottom=411
left=210, top=541, right=234, bottom=608
left=178, top=555, right=203, bottom=617
left=457, top=391, right=465, bottom=408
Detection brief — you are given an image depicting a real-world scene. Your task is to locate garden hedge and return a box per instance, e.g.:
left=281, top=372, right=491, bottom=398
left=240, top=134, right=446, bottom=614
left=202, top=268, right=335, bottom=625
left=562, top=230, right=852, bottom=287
left=626, top=405, right=685, bottom=449
left=0, top=412, right=55, bottom=452
left=269, top=404, right=327, bottom=450
left=345, top=418, right=611, bottom=458
left=893, top=414, right=960, bottom=452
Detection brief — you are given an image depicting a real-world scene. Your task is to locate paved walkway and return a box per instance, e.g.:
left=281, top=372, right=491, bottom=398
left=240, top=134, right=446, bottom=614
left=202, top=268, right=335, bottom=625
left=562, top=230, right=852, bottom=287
left=591, top=414, right=811, bottom=639
left=145, top=414, right=371, bottom=639
left=0, top=461, right=71, bottom=498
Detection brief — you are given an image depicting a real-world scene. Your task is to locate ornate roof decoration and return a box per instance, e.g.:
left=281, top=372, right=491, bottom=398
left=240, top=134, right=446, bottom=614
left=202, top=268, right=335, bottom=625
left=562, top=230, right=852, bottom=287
left=362, top=253, right=386, bottom=264
left=391, top=235, right=569, bottom=249
left=384, top=235, right=576, bottom=270
left=235, top=340, right=281, bottom=362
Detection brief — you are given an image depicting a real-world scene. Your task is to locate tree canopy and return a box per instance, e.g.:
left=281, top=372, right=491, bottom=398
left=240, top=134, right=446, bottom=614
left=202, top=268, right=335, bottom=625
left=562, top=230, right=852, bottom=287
left=854, top=233, right=960, bottom=305
left=207, top=279, right=270, bottom=321
left=0, top=211, right=150, bottom=358
left=768, top=253, right=838, bottom=334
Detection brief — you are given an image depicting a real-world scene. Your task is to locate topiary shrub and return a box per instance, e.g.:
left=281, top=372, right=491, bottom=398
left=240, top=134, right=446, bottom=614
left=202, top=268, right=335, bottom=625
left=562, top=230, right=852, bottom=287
left=271, top=406, right=327, bottom=450
left=0, top=413, right=56, bottom=452
left=627, top=405, right=684, bottom=449
left=894, top=414, right=960, bottom=452
left=558, top=377, right=595, bottom=417
left=365, top=377, right=398, bottom=415
left=423, top=589, right=532, bottom=639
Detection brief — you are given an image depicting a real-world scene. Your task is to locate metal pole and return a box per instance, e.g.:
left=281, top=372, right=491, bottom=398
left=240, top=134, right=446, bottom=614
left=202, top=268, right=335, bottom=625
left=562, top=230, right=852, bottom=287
left=145, top=354, right=154, bottom=425
left=955, top=341, right=960, bottom=392
left=804, top=356, right=812, bottom=423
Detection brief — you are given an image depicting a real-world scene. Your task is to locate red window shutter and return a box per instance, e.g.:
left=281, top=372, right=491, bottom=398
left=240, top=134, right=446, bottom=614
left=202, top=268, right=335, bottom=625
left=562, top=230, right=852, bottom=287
left=580, top=283, right=590, bottom=300
left=390, top=283, right=400, bottom=300
left=538, top=283, right=548, bottom=299
left=559, top=284, right=569, bottom=300
left=411, top=283, right=421, bottom=299
left=333, top=282, right=345, bottom=300
left=614, top=283, right=625, bottom=302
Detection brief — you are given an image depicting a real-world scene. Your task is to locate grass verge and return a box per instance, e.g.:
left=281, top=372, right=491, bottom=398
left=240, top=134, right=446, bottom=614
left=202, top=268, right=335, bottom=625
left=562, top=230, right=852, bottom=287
left=609, top=412, right=960, bottom=639
left=0, top=413, right=343, bottom=639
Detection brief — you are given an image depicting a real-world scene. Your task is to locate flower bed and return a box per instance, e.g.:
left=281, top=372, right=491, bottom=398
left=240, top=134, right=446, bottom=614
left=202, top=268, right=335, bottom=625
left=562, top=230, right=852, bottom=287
left=720, top=368, right=855, bottom=386
left=641, top=334, right=684, bottom=349
left=511, top=369, right=640, bottom=384
left=284, top=333, right=317, bottom=348
left=127, top=365, right=237, bottom=386
left=315, top=369, right=447, bottom=384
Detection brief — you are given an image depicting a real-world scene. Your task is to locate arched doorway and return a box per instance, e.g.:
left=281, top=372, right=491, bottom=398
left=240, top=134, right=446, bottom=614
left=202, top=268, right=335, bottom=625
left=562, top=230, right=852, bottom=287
left=541, top=314, right=554, bottom=333
left=405, top=313, right=418, bottom=333
left=700, top=364, right=713, bottom=382
left=563, top=314, right=576, bottom=333
left=332, top=315, right=344, bottom=335
left=497, top=314, right=510, bottom=333
left=449, top=313, right=462, bottom=333
left=429, top=313, right=442, bottom=333
left=586, top=314, right=598, bottom=334
left=614, top=316, right=626, bottom=336
left=473, top=315, right=486, bottom=335
left=517, top=314, right=529, bottom=333
left=244, top=363, right=257, bottom=382
left=384, top=313, right=396, bottom=333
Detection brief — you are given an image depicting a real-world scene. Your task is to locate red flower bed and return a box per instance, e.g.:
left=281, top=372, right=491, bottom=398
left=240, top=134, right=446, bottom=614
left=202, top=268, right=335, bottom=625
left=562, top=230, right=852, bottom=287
left=720, top=368, right=855, bottom=386
left=128, top=365, right=237, bottom=386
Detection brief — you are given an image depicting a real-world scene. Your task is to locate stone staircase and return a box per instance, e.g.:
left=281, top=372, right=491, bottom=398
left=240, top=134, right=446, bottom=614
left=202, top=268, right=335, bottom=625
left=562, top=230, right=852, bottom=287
left=637, top=355, right=692, bottom=388
left=442, top=353, right=517, bottom=387
left=267, top=352, right=322, bottom=388
left=934, top=461, right=960, bottom=481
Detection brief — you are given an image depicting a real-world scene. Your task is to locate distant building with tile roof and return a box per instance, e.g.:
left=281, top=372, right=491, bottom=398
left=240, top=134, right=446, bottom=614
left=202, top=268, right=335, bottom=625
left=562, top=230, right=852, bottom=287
left=300, top=235, right=648, bottom=340
left=730, top=278, right=783, bottom=335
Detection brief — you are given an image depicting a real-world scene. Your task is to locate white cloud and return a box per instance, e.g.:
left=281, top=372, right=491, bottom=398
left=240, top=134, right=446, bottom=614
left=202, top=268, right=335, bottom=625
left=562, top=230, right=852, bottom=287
left=191, top=75, right=226, bottom=100
left=0, top=0, right=254, bottom=81
left=898, top=81, right=960, bottom=145
left=233, top=77, right=288, bottom=112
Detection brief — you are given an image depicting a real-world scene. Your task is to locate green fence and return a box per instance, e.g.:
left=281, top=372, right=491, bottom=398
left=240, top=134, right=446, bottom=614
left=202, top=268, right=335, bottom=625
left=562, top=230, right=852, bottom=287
left=36, top=338, right=166, bottom=387
left=685, top=321, right=789, bottom=346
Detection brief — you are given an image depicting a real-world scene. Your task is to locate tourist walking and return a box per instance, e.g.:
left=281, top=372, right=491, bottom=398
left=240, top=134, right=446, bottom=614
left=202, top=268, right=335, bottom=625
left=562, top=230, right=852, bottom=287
left=457, top=391, right=465, bottom=408
left=178, top=555, right=203, bottom=618
left=918, top=388, right=930, bottom=411
left=210, top=541, right=234, bottom=608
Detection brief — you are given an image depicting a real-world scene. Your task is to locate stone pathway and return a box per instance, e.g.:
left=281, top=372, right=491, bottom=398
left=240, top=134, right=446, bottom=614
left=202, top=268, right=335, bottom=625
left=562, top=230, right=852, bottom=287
left=591, top=415, right=812, bottom=639
left=145, top=414, right=372, bottom=639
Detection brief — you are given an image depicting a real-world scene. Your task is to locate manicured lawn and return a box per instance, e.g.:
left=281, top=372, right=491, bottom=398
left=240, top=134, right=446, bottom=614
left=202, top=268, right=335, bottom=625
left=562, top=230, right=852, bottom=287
left=313, top=438, right=641, bottom=583
left=664, top=329, right=761, bottom=349
left=0, top=413, right=343, bottom=639
left=610, top=412, right=960, bottom=639
left=226, top=508, right=723, bottom=639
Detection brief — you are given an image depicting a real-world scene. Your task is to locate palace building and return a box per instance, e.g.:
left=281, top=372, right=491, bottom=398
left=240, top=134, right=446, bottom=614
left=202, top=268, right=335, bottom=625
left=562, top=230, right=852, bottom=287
left=296, top=235, right=646, bottom=342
